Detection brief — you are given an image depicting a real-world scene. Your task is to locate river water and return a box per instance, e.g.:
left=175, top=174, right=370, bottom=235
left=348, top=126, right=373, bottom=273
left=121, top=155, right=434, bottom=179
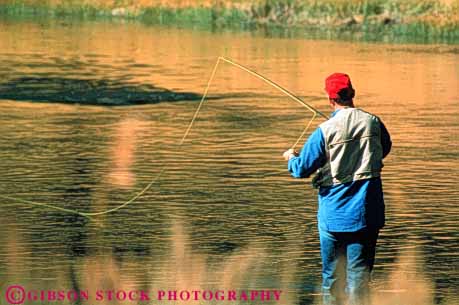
left=0, top=19, right=458, bottom=305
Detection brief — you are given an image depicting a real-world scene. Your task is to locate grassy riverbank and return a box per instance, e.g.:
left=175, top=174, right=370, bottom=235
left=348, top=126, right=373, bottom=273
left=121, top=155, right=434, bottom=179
left=1, top=0, right=458, bottom=43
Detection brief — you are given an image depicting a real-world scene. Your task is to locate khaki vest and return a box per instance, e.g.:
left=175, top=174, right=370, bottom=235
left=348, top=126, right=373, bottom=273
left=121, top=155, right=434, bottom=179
left=312, top=108, right=383, bottom=188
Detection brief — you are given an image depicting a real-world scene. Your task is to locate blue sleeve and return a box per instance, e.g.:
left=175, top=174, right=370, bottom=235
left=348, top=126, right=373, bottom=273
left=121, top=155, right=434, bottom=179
left=380, top=121, right=392, bottom=158
left=288, top=128, right=326, bottom=178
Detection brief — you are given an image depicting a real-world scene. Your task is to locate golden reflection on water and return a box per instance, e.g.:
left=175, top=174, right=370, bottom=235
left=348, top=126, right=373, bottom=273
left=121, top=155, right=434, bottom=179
left=107, top=118, right=147, bottom=188
left=0, top=19, right=458, bottom=305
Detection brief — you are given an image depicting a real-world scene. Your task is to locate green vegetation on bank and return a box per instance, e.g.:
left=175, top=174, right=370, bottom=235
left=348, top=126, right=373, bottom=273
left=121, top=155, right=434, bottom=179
left=0, top=0, right=458, bottom=44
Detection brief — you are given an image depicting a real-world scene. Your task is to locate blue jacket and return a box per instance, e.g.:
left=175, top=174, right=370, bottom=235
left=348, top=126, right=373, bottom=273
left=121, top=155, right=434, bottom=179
left=288, top=109, right=392, bottom=232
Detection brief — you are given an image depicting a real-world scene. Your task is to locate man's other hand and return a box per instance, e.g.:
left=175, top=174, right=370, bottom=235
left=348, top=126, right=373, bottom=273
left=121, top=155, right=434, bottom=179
left=283, top=149, right=299, bottom=161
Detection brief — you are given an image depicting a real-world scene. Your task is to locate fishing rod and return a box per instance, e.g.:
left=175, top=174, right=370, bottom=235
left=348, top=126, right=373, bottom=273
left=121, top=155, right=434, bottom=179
left=217, top=57, right=328, bottom=119
left=0, top=57, right=328, bottom=219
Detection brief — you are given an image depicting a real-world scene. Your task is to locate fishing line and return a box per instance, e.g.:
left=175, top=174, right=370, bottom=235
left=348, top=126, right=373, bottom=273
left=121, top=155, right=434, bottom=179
left=292, top=112, right=317, bottom=150
left=0, top=57, right=327, bottom=219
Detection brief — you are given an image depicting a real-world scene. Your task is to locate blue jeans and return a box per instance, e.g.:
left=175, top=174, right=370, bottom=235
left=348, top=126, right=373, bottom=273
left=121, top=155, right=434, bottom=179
left=319, top=228, right=379, bottom=305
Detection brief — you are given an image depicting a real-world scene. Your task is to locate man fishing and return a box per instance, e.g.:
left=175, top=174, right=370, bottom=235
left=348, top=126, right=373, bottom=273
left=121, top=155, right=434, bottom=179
left=283, top=73, right=391, bottom=305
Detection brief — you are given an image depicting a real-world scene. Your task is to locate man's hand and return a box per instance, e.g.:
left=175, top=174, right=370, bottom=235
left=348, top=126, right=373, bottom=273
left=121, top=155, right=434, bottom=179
left=283, top=148, right=299, bottom=161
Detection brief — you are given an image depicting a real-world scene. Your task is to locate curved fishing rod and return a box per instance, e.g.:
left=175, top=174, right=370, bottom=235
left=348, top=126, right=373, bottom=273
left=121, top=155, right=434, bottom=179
left=0, top=56, right=328, bottom=219
left=218, top=57, right=328, bottom=119
left=216, top=57, right=327, bottom=149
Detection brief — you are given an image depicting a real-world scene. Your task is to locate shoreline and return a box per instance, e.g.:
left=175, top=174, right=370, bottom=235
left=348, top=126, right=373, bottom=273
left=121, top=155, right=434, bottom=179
left=0, top=1, right=458, bottom=44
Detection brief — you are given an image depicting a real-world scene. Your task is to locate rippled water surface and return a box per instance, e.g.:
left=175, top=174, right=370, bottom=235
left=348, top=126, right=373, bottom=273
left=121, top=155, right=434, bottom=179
left=0, top=20, right=458, bottom=305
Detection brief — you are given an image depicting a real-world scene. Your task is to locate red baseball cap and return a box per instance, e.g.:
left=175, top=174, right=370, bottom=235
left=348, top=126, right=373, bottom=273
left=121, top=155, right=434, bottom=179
left=325, top=73, right=353, bottom=99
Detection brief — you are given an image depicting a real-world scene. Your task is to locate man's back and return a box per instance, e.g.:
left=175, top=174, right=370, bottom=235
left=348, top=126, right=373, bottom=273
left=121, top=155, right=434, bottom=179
left=286, top=107, right=391, bottom=232
left=316, top=108, right=385, bottom=188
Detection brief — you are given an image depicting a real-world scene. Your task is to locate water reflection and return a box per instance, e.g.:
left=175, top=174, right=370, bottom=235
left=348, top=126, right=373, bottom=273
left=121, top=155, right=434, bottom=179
left=107, top=118, right=147, bottom=188
left=0, top=19, right=458, bottom=305
left=0, top=76, right=202, bottom=105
